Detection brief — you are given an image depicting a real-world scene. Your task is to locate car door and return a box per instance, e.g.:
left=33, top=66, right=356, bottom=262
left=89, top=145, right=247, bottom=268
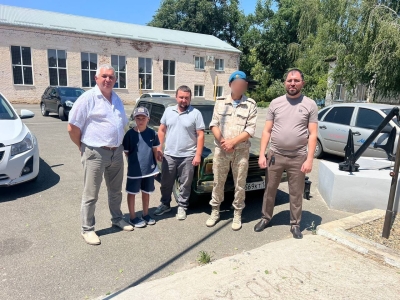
left=48, top=88, right=58, bottom=112
left=318, top=106, right=355, bottom=155
left=352, top=107, right=392, bottom=158
left=42, top=87, right=51, bottom=108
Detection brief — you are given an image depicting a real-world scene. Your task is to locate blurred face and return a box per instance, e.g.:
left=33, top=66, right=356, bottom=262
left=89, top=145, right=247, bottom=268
left=176, top=90, right=191, bottom=110
left=285, top=71, right=304, bottom=97
left=135, top=115, right=149, bottom=128
left=95, top=68, right=116, bottom=94
left=229, top=79, right=248, bottom=96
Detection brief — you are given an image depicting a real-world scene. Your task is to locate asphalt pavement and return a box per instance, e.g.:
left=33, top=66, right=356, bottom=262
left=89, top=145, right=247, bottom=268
left=0, top=104, right=351, bottom=300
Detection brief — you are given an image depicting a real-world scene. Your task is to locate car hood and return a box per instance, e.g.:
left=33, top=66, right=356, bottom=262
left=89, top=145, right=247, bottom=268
left=60, top=96, right=78, bottom=102
left=0, top=118, right=29, bottom=145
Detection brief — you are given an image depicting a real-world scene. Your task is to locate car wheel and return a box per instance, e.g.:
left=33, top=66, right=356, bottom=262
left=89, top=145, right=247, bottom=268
left=41, top=103, right=49, bottom=116
left=173, top=179, right=201, bottom=207
left=58, top=106, right=67, bottom=121
left=314, top=139, right=324, bottom=159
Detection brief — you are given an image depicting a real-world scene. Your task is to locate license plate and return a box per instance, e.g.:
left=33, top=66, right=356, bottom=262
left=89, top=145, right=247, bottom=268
left=245, top=181, right=265, bottom=191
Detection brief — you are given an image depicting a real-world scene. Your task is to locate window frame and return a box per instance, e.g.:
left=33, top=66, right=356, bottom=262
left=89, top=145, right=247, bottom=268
left=214, top=59, right=224, bottom=71
left=138, top=57, right=153, bottom=90
left=48, top=49, right=68, bottom=86
left=11, top=45, right=34, bottom=86
left=322, top=106, right=355, bottom=126
left=111, top=54, right=127, bottom=89
left=215, top=86, right=224, bottom=97
left=81, top=52, right=98, bottom=88
left=194, top=56, right=205, bottom=70
left=194, top=85, right=205, bottom=97
left=163, top=60, right=176, bottom=91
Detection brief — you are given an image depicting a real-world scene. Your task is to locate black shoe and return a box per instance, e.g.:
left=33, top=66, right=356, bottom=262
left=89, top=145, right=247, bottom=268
left=290, top=226, right=303, bottom=239
left=254, top=219, right=269, bottom=232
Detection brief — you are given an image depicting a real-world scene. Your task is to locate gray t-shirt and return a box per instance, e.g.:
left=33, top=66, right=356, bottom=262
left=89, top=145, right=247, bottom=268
left=160, top=105, right=205, bottom=157
left=266, top=95, right=318, bottom=156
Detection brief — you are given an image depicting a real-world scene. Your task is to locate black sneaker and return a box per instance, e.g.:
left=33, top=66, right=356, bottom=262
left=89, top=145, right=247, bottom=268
left=142, top=215, right=156, bottom=225
left=154, top=204, right=171, bottom=216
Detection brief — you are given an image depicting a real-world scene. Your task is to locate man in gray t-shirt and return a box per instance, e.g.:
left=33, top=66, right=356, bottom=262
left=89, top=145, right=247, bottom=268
left=154, top=85, right=205, bottom=220
left=254, top=69, right=318, bottom=239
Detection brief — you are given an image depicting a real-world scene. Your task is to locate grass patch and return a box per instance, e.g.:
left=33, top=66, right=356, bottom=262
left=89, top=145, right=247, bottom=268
left=197, top=250, right=213, bottom=265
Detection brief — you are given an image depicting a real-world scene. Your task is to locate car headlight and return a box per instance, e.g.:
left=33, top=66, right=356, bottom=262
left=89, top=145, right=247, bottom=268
left=65, top=100, right=74, bottom=108
left=11, top=132, right=34, bottom=156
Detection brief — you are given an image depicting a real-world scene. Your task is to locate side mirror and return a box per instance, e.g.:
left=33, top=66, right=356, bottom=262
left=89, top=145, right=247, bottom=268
left=20, top=109, right=35, bottom=119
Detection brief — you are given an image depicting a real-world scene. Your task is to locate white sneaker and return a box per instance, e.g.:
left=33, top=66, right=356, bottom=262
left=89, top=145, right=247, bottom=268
left=176, top=207, right=187, bottom=220
left=81, top=231, right=101, bottom=245
left=112, top=219, right=134, bottom=231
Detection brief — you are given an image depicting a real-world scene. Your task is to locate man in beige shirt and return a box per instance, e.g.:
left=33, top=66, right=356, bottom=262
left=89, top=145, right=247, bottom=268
left=254, top=69, right=318, bottom=239
left=206, top=71, right=257, bottom=231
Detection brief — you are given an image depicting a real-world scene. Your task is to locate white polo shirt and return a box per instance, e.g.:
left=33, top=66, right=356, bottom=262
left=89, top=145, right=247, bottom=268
left=68, top=85, right=128, bottom=147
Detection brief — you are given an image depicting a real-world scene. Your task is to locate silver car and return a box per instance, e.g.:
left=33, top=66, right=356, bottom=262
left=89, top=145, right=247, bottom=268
left=315, top=103, right=399, bottom=158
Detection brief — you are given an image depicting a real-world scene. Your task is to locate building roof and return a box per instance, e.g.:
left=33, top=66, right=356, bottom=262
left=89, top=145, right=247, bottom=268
left=0, top=4, right=241, bottom=53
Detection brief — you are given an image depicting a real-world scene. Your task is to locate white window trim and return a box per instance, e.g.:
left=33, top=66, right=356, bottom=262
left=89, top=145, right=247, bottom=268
left=194, top=85, right=205, bottom=97
left=11, top=45, right=34, bottom=86
left=111, top=54, right=127, bottom=89
left=139, top=57, right=153, bottom=91
left=48, top=49, right=68, bottom=86
left=194, top=56, right=205, bottom=70
left=163, top=60, right=176, bottom=91
left=81, top=52, right=98, bottom=88
left=215, top=58, right=225, bottom=72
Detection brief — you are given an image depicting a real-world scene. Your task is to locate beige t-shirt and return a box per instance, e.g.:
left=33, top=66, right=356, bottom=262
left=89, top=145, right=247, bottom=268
left=266, top=95, right=318, bottom=156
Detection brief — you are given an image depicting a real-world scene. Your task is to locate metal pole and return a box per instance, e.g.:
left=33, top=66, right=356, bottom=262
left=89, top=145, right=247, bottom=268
left=382, top=133, right=400, bottom=238
left=139, top=78, right=142, bottom=96
left=213, top=76, right=218, bottom=101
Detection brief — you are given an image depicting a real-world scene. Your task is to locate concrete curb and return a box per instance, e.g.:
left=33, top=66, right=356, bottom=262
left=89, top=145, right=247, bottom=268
left=317, top=209, right=400, bottom=268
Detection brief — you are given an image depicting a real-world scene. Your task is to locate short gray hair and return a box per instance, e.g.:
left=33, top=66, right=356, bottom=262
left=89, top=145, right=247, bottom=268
left=95, top=64, right=115, bottom=76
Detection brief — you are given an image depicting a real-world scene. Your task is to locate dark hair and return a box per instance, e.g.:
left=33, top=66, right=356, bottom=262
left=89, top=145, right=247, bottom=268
left=285, top=68, right=305, bottom=81
left=176, top=85, right=192, bottom=98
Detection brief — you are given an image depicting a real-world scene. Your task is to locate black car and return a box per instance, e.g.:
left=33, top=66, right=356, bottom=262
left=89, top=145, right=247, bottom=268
left=40, top=86, right=85, bottom=121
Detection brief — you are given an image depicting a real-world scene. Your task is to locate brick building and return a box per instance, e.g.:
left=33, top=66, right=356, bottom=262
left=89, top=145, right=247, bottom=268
left=0, top=5, right=241, bottom=104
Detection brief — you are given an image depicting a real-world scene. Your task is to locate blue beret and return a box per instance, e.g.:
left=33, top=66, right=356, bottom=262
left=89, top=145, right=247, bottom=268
left=229, top=71, right=247, bottom=83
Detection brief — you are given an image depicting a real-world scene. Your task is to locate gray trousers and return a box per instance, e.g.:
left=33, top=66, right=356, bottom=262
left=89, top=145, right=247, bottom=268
left=160, top=154, right=194, bottom=209
left=80, top=144, right=124, bottom=233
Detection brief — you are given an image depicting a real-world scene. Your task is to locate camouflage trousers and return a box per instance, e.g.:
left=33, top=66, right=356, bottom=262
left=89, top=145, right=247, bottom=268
left=209, top=147, right=250, bottom=210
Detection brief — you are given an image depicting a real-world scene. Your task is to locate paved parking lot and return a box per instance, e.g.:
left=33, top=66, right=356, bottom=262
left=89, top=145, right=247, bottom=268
left=0, top=104, right=351, bottom=300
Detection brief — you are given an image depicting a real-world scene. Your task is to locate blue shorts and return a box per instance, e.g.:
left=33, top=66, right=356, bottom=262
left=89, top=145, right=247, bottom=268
left=126, top=176, right=155, bottom=195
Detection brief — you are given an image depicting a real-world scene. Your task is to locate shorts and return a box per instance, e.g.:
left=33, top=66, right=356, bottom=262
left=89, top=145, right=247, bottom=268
left=126, top=176, right=155, bottom=195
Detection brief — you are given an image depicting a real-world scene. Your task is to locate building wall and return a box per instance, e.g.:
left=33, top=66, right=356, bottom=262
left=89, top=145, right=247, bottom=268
left=0, top=25, right=240, bottom=104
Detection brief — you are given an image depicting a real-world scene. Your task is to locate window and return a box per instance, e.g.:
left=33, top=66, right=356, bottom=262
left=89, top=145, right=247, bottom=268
left=334, top=84, right=345, bottom=101
left=111, top=55, right=126, bottom=88
left=215, top=86, right=224, bottom=97
left=318, top=108, right=330, bottom=121
left=194, top=57, right=205, bottom=70
left=11, top=46, right=33, bottom=85
left=356, top=84, right=367, bottom=102
left=355, top=108, right=385, bottom=130
left=48, top=49, right=67, bottom=86
left=81, top=52, right=97, bottom=87
left=194, top=85, right=205, bottom=97
left=139, top=58, right=152, bottom=90
left=323, top=107, right=354, bottom=125
left=163, top=60, right=175, bottom=91
left=215, top=59, right=224, bottom=71
left=149, top=104, right=165, bottom=127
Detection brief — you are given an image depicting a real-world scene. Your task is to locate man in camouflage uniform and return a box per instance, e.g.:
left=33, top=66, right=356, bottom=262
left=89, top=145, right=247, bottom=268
left=206, top=71, right=257, bottom=231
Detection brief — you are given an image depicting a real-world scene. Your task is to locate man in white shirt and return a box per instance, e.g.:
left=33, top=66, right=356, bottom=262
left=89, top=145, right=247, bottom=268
left=68, top=64, right=133, bottom=246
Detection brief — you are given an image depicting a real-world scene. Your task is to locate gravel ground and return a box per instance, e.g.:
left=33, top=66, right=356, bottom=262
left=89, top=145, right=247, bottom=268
left=348, top=215, right=400, bottom=252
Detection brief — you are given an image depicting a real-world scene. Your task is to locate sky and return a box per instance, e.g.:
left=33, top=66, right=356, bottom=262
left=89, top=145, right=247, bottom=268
left=0, top=0, right=262, bottom=25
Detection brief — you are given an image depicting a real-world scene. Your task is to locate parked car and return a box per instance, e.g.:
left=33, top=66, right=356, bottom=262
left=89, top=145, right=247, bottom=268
left=40, top=86, right=85, bottom=121
left=135, top=93, right=171, bottom=103
left=315, top=103, right=399, bottom=158
left=0, top=92, right=39, bottom=186
left=129, top=98, right=288, bottom=205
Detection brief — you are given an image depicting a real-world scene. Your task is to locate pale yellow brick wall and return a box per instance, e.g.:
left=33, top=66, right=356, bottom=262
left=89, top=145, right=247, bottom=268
left=0, top=25, right=240, bottom=104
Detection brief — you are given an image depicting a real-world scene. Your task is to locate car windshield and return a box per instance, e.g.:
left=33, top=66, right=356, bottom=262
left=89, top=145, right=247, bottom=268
left=382, top=108, right=400, bottom=126
left=59, top=88, right=85, bottom=97
left=192, top=105, right=214, bottom=130
left=0, top=94, right=17, bottom=120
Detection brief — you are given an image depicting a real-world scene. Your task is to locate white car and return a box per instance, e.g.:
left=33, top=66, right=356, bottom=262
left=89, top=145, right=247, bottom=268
left=135, top=93, right=171, bottom=102
left=0, top=93, right=39, bottom=186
